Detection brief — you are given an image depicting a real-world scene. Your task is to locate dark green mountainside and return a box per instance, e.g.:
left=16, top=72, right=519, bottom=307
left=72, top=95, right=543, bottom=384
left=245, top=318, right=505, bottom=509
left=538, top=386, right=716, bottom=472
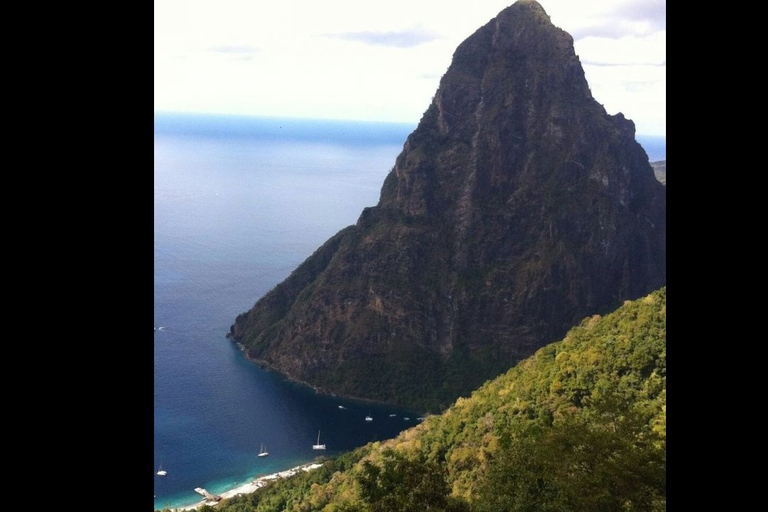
left=198, top=287, right=666, bottom=512
left=229, top=0, right=666, bottom=413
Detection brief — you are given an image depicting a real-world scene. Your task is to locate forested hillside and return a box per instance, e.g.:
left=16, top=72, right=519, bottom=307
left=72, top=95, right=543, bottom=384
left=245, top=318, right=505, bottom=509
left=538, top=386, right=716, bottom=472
left=175, top=287, right=665, bottom=512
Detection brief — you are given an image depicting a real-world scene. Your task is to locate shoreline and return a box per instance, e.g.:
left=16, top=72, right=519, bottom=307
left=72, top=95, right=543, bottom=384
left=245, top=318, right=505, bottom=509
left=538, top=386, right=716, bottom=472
left=167, top=462, right=324, bottom=511
left=230, top=341, right=425, bottom=412
left=155, top=343, right=425, bottom=512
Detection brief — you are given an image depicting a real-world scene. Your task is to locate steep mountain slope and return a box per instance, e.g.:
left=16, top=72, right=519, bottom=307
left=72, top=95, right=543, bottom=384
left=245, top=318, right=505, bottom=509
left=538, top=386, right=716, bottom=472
left=229, top=0, right=666, bottom=412
left=210, top=287, right=666, bottom=512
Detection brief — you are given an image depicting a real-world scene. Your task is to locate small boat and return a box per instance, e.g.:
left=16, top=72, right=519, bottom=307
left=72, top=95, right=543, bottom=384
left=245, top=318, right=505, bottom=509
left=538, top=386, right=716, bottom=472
left=404, top=417, right=410, bottom=421
left=338, top=405, right=346, bottom=410
left=312, top=430, right=326, bottom=450
left=365, top=411, right=373, bottom=422
left=157, top=463, right=167, bottom=476
left=258, top=443, right=268, bottom=457
left=389, top=414, right=396, bottom=417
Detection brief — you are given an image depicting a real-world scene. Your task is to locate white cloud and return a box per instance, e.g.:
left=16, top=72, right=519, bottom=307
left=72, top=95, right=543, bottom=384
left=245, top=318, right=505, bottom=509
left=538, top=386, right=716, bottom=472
left=155, top=0, right=666, bottom=136
left=321, top=28, right=440, bottom=48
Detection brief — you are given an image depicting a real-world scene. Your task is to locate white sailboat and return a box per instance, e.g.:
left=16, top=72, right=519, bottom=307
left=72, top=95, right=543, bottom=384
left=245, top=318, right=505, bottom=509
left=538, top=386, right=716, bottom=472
left=258, top=443, right=269, bottom=457
left=312, top=430, right=326, bottom=450
left=157, top=463, right=167, bottom=476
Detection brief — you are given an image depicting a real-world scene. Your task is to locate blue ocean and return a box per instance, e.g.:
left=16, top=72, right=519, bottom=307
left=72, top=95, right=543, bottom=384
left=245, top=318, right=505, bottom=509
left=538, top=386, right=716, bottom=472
left=153, top=112, right=665, bottom=510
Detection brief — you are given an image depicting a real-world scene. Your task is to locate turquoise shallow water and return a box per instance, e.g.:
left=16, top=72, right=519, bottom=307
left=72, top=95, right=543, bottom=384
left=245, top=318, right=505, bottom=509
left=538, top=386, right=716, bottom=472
left=153, top=112, right=665, bottom=510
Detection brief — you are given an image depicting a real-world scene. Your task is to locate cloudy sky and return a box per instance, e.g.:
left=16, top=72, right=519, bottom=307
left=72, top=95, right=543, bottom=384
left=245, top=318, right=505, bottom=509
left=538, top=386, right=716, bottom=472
left=154, top=0, right=665, bottom=136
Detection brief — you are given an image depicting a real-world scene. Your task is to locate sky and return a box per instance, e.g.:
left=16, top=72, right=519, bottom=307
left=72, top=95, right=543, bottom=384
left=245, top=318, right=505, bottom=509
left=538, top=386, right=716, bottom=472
left=154, top=0, right=666, bottom=136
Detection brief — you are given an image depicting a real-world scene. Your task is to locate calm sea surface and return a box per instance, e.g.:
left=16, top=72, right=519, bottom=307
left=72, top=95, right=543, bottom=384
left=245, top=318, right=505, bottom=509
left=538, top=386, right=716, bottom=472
left=153, top=112, right=665, bottom=509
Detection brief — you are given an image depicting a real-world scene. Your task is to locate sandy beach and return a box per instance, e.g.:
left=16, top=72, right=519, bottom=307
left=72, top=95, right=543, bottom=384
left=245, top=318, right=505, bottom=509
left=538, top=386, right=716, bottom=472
left=170, top=462, right=324, bottom=511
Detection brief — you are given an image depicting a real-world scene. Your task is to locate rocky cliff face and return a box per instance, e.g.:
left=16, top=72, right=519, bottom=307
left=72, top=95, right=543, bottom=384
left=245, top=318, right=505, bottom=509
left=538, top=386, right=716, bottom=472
left=229, top=0, right=666, bottom=412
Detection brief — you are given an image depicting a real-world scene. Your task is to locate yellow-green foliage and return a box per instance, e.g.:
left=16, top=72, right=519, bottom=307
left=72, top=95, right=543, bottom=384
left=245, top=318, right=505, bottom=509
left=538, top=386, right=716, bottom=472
left=208, top=288, right=666, bottom=511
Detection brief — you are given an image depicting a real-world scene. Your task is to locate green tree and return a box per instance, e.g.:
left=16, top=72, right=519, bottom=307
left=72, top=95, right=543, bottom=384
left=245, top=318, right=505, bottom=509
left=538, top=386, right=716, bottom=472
left=475, top=394, right=665, bottom=512
left=357, top=449, right=468, bottom=512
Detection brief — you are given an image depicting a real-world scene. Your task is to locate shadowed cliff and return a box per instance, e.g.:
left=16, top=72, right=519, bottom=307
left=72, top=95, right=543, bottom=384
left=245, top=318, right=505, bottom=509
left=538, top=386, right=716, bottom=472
left=229, top=0, right=666, bottom=412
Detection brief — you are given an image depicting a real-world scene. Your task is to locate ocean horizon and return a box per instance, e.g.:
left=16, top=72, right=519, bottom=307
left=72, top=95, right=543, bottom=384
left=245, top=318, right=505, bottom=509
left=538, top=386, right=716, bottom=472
left=154, top=113, right=420, bottom=510
left=153, top=112, right=665, bottom=510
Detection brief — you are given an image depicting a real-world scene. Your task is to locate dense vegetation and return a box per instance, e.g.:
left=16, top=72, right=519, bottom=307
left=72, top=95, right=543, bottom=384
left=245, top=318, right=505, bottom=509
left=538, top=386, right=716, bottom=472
left=161, top=287, right=665, bottom=511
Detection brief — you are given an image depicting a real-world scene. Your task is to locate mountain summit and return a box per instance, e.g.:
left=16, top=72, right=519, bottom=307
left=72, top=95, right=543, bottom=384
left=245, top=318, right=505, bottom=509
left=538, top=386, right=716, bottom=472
left=229, top=0, right=666, bottom=412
